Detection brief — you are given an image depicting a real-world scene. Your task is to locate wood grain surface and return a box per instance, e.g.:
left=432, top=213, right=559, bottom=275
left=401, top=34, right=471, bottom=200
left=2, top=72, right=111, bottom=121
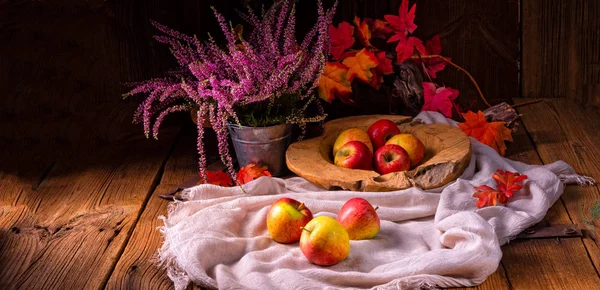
left=522, top=0, right=600, bottom=107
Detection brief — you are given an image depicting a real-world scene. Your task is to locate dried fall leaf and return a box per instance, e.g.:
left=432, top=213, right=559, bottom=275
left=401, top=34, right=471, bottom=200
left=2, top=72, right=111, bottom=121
left=390, top=33, right=425, bottom=63
left=353, top=16, right=372, bottom=48
left=375, top=51, right=394, bottom=75
left=237, top=163, right=272, bottom=185
left=473, top=185, right=502, bottom=208
left=342, top=48, right=379, bottom=83
left=420, top=35, right=449, bottom=78
left=198, top=170, right=233, bottom=187
left=317, top=62, right=353, bottom=103
left=493, top=170, right=528, bottom=199
left=371, top=19, right=394, bottom=39
left=421, top=82, right=459, bottom=118
left=384, top=0, right=417, bottom=36
left=458, top=111, right=513, bottom=156
left=329, top=22, right=355, bottom=60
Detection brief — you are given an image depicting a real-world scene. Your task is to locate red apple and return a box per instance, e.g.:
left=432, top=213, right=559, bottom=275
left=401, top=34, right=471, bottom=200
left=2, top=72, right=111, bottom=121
left=334, top=141, right=373, bottom=170
left=385, top=134, right=425, bottom=167
left=333, top=128, right=373, bottom=156
left=300, top=216, right=350, bottom=266
left=266, top=198, right=313, bottom=243
left=337, top=197, right=380, bottom=240
left=374, top=144, right=411, bottom=174
left=367, top=119, right=402, bottom=150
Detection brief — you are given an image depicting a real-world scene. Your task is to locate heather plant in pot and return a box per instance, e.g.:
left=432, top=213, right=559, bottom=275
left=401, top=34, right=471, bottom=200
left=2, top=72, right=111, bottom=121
left=125, top=0, right=338, bottom=179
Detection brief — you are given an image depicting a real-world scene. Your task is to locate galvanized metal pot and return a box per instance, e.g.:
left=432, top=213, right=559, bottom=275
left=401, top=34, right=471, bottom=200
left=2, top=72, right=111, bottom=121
left=228, top=123, right=292, bottom=176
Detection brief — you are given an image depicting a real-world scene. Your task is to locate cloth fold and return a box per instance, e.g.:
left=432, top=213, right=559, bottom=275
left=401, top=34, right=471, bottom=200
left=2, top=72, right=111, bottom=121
left=157, top=112, right=593, bottom=290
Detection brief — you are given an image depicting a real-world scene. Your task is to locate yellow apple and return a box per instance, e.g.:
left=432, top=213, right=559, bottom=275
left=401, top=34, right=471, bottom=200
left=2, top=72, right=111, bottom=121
left=333, top=128, right=373, bottom=156
left=299, top=216, right=350, bottom=266
left=385, top=134, right=425, bottom=168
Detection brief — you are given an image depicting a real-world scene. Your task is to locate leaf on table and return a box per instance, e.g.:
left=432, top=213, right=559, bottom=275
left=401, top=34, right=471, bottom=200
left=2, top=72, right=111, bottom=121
left=342, top=48, right=379, bottom=83
left=353, top=16, right=372, bottom=48
left=421, top=82, right=459, bottom=118
left=473, top=185, right=502, bottom=208
left=458, top=111, right=513, bottom=156
left=317, top=62, right=353, bottom=102
left=384, top=0, right=417, bottom=36
left=198, top=170, right=234, bottom=187
left=237, top=163, right=272, bottom=185
left=492, top=169, right=528, bottom=199
left=329, top=22, right=355, bottom=60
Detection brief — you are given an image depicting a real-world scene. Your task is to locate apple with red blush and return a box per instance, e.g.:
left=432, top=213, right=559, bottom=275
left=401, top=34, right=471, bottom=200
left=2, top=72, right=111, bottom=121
left=334, top=140, right=373, bottom=170
left=373, top=144, right=411, bottom=174
left=367, top=119, right=402, bottom=150
left=266, top=198, right=313, bottom=243
left=337, top=197, right=380, bottom=240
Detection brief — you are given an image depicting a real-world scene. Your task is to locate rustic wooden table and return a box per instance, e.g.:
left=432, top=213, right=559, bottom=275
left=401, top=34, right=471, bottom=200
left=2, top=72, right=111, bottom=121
left=1, top=99, right=599, bottom=289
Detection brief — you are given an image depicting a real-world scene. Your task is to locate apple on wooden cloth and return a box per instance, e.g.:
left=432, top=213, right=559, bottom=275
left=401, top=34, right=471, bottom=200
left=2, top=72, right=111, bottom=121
left=266, top=198, right=313, bottom=243
left=334, top=140, right=373, bottom=170
left=299, top=216, right=350, bottom=266
left=367, top=119, right=402, bottom=150
left=373, top=144, right=411, bottom=174
left=332, top=128, right=373, bottom=156
left=385, top=134, right=425, bottom=168
left=337, top=197, right=380, bottom=240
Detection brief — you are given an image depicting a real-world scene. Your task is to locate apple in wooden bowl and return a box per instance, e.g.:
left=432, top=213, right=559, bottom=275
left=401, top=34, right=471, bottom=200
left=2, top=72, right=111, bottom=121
left=285, top=115, right=471, bottom=191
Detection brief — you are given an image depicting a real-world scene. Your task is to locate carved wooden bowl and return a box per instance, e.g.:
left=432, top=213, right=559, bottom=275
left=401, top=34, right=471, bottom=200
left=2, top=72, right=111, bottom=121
left=285, top=115, right=472, bottom=191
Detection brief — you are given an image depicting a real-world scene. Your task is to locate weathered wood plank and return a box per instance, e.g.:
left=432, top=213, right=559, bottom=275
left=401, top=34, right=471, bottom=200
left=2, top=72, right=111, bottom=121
left=0, top=127, right=178, bottom=289
left=516, top=98, right=600, bottom=274
left=105, top=134, right=196, bottom=290
left=499, top=119, right=600, bottom=289
left=522, top=0, right=600, bottom=106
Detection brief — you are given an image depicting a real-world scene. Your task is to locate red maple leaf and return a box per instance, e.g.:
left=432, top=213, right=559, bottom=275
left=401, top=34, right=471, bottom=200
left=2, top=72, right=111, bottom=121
left=492, top=170, right=528, bottom=199
left=473, top=185, right=502, bottom=208
left=421, top=82, right=459, bottom=118
left=329, top=22, right=354, bottom=60
left=418, top=35, right=449, bottom=78
left=353, top=16, right=372, bottom=48
left=384, top=0, right=417, bottom=37
left=375, top=51, right=394, bottom=75
left=198, top=170, right=233, bottom=187
left=389, top=33, right=425, bottom=63
left=237, top=163, right=272, bottom=185
left=458, top=111, right=513, bottom=156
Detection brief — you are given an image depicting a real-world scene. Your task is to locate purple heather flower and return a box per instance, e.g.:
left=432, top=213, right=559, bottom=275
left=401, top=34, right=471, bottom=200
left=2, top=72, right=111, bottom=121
left=126, top=0, right=337, bottom=178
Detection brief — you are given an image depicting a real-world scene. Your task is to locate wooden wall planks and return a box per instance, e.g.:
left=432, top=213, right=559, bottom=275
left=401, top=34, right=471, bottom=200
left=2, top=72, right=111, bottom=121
left=522, top=0, right=600, bottom=106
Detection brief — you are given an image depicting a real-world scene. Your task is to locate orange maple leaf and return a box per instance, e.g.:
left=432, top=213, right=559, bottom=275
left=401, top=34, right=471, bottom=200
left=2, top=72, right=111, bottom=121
left=458, top=111, right=513, bottom=156
left=342, top=48, right=378, bottom=83
left=198, top=170, right=233, bottom=187
left=317, top=62, right=353, bottom=103
left=353, top=16, right=372, bottom=48
left=492, top=170, right=528, bottom=199
left=237, top=163, right=272, bottom=185
left=473, top=185, right=502, bottom=208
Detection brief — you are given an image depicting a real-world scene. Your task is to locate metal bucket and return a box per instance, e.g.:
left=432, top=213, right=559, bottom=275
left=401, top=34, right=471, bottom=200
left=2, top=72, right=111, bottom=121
left=228, top=123, right=292, bottom=176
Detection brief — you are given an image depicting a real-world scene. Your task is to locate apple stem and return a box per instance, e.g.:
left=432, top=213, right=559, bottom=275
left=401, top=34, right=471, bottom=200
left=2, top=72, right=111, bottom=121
left=301, top=227, right=311, bottom=233
left=298, top=202, right=304, bottom=210
left=374, top=206, right=379, bottom=211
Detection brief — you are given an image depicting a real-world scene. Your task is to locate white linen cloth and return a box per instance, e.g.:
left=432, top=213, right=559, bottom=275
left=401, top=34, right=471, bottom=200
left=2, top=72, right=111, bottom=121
left=157, top=112, right=594, bottom=290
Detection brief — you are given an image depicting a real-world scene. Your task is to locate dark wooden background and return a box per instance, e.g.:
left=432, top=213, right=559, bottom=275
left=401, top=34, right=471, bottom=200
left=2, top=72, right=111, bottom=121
left=1, top=0, right=598, bottom=173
